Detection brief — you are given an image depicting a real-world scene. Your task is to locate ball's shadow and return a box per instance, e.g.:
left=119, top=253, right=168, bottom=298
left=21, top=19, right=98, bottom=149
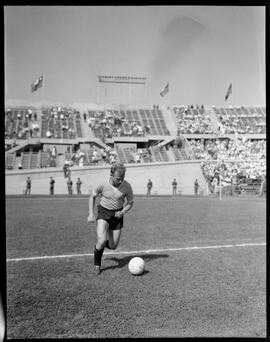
left=102, top=253, right=169, bottom=274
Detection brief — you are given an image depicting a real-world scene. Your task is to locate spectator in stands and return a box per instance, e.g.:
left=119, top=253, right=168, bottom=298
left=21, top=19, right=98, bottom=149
left=92, top=149, right=99, bottom=163
left=172, top=178, right=178, bottom=195
left=194, top=179, right=199, bottom=196
left=76, top=177, right=82, bottom=195
left=49, top=177, right=55, bottom=195
left=25, top=177, right=31, bottom=196
left=52, top=146, right=57, bottom=159
left=79, top=154, right=84, bottom=168
left=67, top=177, right=73, bottom=196
left=145, top=125, right=150, bottom=134
left=175, top=137, right=182, bottom=149
left=32, top=122, right=40, bottom=132
left=109, top=154, right=116, bottom=164
left=100, top=148, right=106, bottom=163
left=147, top=179, right=153, bottom=196
left=68, top=128, right=73, bottom=139
left=135, top=153, right=141, bottom=163
left=71, top=153, right=77, bottom=165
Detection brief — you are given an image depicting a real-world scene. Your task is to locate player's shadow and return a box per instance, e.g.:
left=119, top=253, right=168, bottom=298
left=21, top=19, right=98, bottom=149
left=102, top=253, right=169, bottom=274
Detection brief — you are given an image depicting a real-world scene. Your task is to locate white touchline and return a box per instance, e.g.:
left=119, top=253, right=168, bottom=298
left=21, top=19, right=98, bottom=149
left=6, top=242, right=266, bottom=262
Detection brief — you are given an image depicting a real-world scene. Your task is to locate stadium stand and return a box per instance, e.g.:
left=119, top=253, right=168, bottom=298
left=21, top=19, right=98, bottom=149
left=5, top=153, right=16, bottom=170
left=172, top=105, right=214, bottom=134
left=171, top=146, right=183, bottom=161
left=21, top=152, right=31, bottom=169
left=213, top=106, right=266, bottom=134
left=30, top=152, right=39, bottom=169
left=40, top=107, right=82, bottom=139
left=39, top=151, right=51, bottom=168
left=5, top=108, right=40, bottom=139
left=5, top=104, right=266, bottom=195
left=86, top=108, right=170, bottom=140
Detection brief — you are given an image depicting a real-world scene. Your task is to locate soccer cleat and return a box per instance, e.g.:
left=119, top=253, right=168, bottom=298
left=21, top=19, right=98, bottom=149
left=93, top=265, right=101, bottom=275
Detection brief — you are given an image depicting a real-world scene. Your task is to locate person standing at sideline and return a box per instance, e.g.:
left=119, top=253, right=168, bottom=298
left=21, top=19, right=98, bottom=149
left=25, top=177, right=31, bottom=196
left=67, top=177, right=73, bottom=196
left=259, top=175, right=266, bottom=198
left=194, top=179, right=199, bottom=196
left=147, top=179, right=153, bottom=196
left=172, top=178, right=178, bottom=195
left=88, top=162, right=134, bottom=275
left=49, top=176, right=55, bottom=195
left=76, top=177, right=82, bottom=195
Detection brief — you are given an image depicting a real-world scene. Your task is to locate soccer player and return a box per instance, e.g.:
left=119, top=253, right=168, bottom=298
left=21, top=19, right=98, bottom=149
left=88, top=162, right=134, bottom=275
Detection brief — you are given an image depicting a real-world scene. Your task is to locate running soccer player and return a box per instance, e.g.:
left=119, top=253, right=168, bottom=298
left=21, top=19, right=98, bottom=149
left=88, top=162, right=134, bottom=275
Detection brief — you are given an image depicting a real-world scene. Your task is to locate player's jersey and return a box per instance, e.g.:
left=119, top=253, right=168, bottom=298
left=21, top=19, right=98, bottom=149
left=93, top=179, right=133, bottom=210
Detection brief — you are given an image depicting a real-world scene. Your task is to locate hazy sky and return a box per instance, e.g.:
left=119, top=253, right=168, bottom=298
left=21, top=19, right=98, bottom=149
left=5, top=6, right=265, bottom=107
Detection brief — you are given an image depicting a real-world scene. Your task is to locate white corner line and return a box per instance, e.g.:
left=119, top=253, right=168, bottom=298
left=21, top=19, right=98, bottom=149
left=6, top=242, right=266, bottom=262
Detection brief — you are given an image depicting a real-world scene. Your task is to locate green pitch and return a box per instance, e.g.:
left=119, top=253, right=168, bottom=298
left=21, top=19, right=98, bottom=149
left=6, top=196, right=266, bottom=338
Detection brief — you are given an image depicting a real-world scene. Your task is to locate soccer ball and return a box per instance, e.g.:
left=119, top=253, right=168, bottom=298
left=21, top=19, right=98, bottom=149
left=128, top=257, right=145, bottom=276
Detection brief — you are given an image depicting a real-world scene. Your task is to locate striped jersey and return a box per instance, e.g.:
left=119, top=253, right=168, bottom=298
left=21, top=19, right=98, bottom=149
left=93, top=179, right=133, bottom=210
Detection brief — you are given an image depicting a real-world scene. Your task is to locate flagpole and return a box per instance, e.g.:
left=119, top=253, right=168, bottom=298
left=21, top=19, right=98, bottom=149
left=232, top=81, right=234, bottom=107
left=169, top=81, right=171, bottom=110
left=96, top=80, right=98, bottom=105
left=42, top=74, right=44, bottom=108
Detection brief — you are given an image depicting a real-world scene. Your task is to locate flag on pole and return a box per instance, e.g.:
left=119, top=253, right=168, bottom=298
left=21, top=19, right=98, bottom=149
left=225, top=83, right=232, bottom=101
left=160, top=82, right=169, bottom=97
left=31, top=75, right=43, bottom=92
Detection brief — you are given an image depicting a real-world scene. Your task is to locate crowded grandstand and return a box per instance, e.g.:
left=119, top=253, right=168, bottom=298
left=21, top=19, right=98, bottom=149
left=5, top=103, right=266, bottom=196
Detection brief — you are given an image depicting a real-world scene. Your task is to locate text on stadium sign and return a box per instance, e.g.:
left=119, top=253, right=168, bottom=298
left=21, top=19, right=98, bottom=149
left=98, top=75, right=147, bottom=84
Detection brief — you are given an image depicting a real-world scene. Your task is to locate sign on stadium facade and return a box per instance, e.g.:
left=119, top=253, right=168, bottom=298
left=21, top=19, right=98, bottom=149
left=98, top=75, right=146, bottom=84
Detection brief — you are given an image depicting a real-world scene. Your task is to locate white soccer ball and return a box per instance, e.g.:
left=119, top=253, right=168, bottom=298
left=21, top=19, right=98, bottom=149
left=128, top=257, right=145, bottom=275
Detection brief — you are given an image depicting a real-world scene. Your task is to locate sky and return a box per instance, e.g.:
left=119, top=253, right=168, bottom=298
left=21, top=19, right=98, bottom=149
left=4, top=6, right=265, bottom=108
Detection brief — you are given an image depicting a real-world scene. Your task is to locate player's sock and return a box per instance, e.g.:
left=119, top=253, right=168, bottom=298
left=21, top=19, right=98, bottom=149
left=94, top=245, right=104, bottom=266
left=105, top=240, right=111, bottom=249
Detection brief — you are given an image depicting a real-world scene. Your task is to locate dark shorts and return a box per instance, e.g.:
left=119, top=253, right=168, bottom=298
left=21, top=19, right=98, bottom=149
left=96, top=205, right=124, bottom=230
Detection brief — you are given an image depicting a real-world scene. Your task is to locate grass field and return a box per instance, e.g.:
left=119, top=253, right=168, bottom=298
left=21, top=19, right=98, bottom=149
left=6, top=195, right=266, bottom=338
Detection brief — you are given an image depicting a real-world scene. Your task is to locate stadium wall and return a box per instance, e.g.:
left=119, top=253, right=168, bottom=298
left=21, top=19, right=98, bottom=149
left=5, top=161, right=208, bottom=196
